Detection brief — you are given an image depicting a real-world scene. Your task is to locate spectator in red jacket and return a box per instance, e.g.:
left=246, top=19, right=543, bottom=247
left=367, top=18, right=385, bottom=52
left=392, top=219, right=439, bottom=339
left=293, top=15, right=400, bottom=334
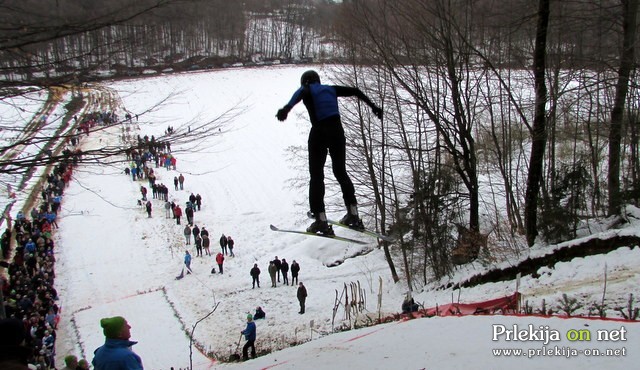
left=173, top=205, right=182, bottom=225
left=216, top=252, right=225, bottom=274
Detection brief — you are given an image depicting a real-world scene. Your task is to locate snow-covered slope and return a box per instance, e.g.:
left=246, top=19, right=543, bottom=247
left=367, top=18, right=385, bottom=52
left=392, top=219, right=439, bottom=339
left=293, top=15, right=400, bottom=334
left=2, top=66, right=638, bottom=369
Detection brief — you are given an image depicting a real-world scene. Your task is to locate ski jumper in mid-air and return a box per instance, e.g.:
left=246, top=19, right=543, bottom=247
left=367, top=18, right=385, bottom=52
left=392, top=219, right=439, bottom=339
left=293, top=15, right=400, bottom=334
left=276, top=70, right=383, bottom=235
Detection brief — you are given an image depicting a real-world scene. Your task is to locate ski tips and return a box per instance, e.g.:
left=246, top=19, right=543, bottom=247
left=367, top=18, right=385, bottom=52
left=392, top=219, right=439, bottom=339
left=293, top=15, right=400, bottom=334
left=269, top=224, right=279, bottom=231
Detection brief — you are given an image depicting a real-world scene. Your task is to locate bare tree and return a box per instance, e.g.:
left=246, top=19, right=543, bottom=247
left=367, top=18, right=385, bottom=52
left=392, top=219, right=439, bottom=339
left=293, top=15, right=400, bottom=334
left=607, top=0, right=638, bottom=217
left=333, top=0, right=493, bottom=278
left=0, top=1, right=244, bottom=199
left=524, top=0, right=550, bottom=247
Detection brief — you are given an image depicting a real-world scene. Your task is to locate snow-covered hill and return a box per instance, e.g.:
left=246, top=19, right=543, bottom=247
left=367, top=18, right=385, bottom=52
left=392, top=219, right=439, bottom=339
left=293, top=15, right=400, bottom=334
left=1, top=65, right=638, bottom=369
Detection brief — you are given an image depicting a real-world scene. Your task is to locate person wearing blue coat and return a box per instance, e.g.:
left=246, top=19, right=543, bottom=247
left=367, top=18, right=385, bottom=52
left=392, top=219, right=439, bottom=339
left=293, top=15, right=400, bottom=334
left=25, top=239, right=36, bottom=254
left=92, top=316, right=143, bottom=370
left=241, top=314, right=257, bottom=360
left=184, top=250, right=192, bottom=273
left=45, top=211, right=58, bottom=228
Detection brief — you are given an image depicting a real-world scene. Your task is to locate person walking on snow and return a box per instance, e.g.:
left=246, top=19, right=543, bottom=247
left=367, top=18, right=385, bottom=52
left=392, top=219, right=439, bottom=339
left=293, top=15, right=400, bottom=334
left=164, top=200, right=171, bottom=218
left=290, top=260, right=300, bottom=285
left=297, top=282, right=307, bottom=314
left=174, top=204, right=182, bottom=225
left=216, top=252, right=225, bottom=274
left=183, top=224, right=191, bottom=245
left=192, top=224, right=200, bottom=241
left=202, top=234, right=211, bottom=256
left=268, top=262, right=277, bottom=287
left=219, top=234, right=228, bottom=255
left=276, top=70, right=382, bottom=235
left=195, top=193, right=202, bottom=210
left=145, top=200, right=152, bottom=218
left=241, top=314, right=256, bottom=361
left=195, top=235, right=203, bottom=257
left=281, top=258, right=289, bottom=285
left=227, top=236, right=235, bottom=256
left=184, top=250, right=192, bottom=273
left=173, top=176, right=179, bottom=190
left=170, top=156, right=177, bottom=170
left=250, top=263, right=261, bottom=288
left=272, top=256, right=282, bottom=282
left=178, top=173, right=185, bottom=190
left=185, top=203, right=194, bottom=225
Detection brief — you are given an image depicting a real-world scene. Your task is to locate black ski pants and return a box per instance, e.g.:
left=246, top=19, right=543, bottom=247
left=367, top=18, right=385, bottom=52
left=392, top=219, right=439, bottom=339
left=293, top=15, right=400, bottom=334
left=242, top=340, right=256, bottom=360
left=308, top=117, right=356, bottom=214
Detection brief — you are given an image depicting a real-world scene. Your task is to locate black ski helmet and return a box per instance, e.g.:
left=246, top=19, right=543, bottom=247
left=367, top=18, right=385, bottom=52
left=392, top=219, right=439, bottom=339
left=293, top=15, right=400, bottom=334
left=300, top=70, right=320, bottom=86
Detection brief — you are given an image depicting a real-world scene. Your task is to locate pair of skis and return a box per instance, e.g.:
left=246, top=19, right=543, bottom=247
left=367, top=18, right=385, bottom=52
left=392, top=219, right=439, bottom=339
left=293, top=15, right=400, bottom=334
left=270, top=213, right=393, bottom=244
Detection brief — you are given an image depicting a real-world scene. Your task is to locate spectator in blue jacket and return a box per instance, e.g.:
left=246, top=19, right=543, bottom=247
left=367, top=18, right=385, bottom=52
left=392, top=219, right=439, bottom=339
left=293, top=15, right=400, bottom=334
left=25, top=239, right=36, bottom=254
left=184, top=250, right=192, bottom=274
left=241, top=314, right=257, bottom=361
left=92, top=316, right=143, bottom=370
left=45, top=211, right=58, bottom=229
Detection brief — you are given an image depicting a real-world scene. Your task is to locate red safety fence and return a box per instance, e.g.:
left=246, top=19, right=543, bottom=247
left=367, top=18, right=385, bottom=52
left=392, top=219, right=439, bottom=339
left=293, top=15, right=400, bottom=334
left=424, top=292, right=521, bottom=317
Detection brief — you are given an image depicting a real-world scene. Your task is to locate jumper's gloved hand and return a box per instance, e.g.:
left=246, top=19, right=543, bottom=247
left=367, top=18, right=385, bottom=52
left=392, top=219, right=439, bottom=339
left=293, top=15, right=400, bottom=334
left=371, top=105, right=383, bottom=120
left=276, top=106, right=290, bottom=121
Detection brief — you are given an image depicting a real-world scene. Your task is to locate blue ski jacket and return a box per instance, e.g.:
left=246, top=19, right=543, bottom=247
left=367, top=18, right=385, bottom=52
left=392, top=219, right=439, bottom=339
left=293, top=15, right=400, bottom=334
left=284, top=83, right=376, bottom=126
left=242, top=321, right=256, bottom=341
left=92, top=338, right=143, bottom=370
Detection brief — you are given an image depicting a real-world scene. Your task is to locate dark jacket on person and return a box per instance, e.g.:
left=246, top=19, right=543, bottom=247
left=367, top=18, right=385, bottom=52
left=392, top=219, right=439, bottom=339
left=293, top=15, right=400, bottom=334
left=291, top=261, right=300, bottom=277
left=202, top=235, right=210, bottom=248
left=297, top=284, right=307, bottom=300
left=250, top=266, right=261, bottom=277
left=253, top=308, right=266, bottom=320
left=283, top=83, right=379, bottom=126
left=272, top=258, right=281, bottom=271
left=402, top=298, right=419, bottom=313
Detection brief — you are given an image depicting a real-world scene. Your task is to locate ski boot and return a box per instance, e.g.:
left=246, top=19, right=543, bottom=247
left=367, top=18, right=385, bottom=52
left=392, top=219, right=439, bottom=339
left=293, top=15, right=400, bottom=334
left=339, top=205, right=365, bottom=231
left=307, top=212, right=334, bottom=236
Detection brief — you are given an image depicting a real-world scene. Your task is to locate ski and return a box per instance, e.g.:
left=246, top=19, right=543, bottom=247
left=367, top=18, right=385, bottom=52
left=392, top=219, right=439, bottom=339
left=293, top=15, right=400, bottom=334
left=307, top=211, right=395, bottom=242
left=269, top=224, right=368, bottom=245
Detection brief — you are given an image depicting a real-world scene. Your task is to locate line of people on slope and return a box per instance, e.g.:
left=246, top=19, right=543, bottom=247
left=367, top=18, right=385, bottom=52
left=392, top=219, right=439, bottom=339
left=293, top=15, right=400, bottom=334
left=0, top=160, right=81, bottom=369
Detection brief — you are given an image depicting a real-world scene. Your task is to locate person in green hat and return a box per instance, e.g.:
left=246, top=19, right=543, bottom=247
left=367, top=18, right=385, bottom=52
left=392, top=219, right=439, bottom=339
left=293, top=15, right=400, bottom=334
left=77, top=358, right=90, bottom=370
left=241, top=314, right=256, bottom=361
left=60, top=354, right=78, bottom=370
left=92, top=316, right=143, bottom=369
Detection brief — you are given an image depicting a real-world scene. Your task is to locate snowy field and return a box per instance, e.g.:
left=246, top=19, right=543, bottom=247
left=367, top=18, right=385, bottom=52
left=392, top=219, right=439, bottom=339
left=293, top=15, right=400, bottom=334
left=1, top=65, right=638, bottom=369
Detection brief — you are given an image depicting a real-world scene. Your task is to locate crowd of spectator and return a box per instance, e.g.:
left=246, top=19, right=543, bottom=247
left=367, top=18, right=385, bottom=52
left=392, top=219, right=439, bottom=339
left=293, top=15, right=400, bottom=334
left=0, top=159, right=86, bottom=368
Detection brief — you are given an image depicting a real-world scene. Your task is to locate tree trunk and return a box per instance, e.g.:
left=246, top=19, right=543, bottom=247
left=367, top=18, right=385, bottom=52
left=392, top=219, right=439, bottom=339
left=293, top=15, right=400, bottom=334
left=608, top=0, right=638, bottom=216
left=524, top=0, right=550, bottom=247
